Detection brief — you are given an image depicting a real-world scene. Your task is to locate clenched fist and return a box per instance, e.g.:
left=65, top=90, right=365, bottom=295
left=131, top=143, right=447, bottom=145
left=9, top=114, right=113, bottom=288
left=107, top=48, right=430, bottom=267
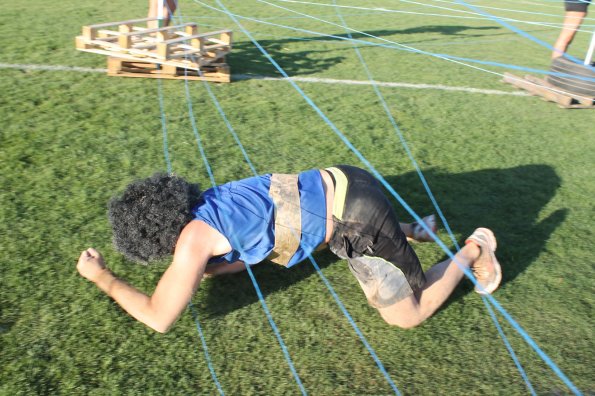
left=77, top=248, right=108, bottom=283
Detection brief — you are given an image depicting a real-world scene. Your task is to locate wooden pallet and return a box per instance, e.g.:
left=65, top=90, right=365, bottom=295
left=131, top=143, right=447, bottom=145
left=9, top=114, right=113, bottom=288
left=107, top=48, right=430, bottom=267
left=107, top=57, right=230, bottom=83
left=503, top=72, right=594, bottom=109
left=76, top=17, right=232, bottom=81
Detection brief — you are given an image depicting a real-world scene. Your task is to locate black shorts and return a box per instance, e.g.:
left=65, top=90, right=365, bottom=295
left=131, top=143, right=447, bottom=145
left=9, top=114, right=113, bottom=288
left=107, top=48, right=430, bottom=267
left=565, top=0, right=590, bottom=12
left=326, top=165, right=426, bottom=308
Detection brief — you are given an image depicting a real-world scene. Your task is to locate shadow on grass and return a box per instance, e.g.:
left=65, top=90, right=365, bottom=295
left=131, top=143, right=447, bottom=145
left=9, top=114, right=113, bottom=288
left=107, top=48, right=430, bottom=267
left=229, top=25, right=500, bottom=76
left=332, top=25, right=501, bottom=39
left=383, top=165, right=566, bottom=304
left=202, top=164, right=564, bottom=316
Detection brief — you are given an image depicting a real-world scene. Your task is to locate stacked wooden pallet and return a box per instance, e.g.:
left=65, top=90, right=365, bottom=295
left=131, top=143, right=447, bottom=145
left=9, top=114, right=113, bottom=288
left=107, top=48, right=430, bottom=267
left=503, top=73, right=594, bottom=109
left=76, top=17, right=232, bottom=82
left=503, top=57, right=594, bottom=109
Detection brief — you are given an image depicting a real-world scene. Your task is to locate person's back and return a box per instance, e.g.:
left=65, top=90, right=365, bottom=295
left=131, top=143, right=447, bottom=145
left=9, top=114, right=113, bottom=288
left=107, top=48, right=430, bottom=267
left=192, top=169, right=327, bottom=266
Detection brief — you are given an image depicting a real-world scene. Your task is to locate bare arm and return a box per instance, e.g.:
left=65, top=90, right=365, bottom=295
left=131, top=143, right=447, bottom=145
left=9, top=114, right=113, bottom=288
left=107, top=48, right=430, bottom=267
left=204, top=260, right=247, bottom=277
left=77, top=221, right=229, bottom=333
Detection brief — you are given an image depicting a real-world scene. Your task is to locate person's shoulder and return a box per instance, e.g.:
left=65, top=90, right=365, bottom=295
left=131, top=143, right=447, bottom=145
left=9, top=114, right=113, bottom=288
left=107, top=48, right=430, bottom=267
left=179, top=220, right=221, bottom=242
left=177, top=220, right=232, bottom=257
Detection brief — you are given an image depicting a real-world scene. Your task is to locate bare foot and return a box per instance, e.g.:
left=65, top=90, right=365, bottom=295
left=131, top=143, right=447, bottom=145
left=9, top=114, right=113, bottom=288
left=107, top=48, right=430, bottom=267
left=407, top=214, right=437, bottom=243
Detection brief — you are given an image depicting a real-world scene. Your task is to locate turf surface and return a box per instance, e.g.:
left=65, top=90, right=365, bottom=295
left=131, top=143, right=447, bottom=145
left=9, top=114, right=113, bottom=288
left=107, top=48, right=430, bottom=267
left=1, top=0, right=593, bottom=394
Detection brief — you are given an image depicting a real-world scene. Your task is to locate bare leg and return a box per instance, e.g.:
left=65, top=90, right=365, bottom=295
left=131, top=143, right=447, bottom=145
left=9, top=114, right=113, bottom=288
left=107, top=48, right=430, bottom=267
left=148, top=0, right=178, bottom=28
left=552, top=11, right=587, bottom=58
left=378, top=243, right=480, bottom=329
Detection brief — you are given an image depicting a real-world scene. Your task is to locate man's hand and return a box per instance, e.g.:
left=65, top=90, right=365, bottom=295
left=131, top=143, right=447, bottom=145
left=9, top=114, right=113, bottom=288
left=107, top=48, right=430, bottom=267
left=77, top=248, right=108, bottom=283
left=73, top=221, right=219, bottom=333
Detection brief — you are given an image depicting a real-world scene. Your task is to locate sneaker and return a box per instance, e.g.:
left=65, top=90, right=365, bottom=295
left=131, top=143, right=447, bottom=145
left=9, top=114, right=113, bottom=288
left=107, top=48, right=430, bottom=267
left=465, top=228, right=502, bottom=295
left=408, top=214, right=437, bottom=243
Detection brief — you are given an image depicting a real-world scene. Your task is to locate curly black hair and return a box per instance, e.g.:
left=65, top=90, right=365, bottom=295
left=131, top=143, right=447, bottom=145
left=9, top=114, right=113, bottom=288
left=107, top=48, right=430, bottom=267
left=108, top=173, right=202, bottom=264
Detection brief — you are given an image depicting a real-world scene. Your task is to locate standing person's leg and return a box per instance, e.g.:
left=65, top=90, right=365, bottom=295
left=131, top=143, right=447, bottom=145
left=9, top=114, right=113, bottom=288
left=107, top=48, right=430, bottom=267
left=553, top=11, right=588, bottom=58
left=552, top=0, right=590, bottom=58
left=148, top=0, right=178, bottom=28
left=148, top=0, right=159, bottom=28
left=164, top=0, right=177, bottom=25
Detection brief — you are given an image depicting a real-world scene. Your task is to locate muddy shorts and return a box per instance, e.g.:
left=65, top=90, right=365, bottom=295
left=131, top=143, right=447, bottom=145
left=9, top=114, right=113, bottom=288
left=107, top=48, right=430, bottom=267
left=326, top=165, right=426, bottom=308
left=565, top=0, right=590, bottom=12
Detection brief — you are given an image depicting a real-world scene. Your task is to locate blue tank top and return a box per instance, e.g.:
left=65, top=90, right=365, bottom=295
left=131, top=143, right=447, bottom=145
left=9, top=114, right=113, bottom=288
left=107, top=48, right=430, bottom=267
left=192, top=169, right=326, bottom=267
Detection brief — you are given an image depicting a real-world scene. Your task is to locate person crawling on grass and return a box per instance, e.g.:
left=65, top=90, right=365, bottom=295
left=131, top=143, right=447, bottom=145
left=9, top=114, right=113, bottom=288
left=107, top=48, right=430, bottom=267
left=77, top=166, right=502, bottom=332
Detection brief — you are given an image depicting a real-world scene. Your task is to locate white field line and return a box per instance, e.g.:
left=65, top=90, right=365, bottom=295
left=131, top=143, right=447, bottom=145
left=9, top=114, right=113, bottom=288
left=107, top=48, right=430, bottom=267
left=0, top=62, right=529, bottom=96
left=234, top=74, right=530, bottom=96
left=0, top=62, right=107, bottom=74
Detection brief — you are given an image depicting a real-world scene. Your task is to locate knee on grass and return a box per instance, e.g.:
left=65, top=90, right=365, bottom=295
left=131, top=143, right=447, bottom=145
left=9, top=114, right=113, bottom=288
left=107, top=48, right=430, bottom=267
left=380, top=311, right=425, bottom=329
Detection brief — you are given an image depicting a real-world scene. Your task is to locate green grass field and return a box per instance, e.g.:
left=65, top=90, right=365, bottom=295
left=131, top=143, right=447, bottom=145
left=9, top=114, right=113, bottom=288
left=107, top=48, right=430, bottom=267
left=1, top=0, right=594, bottom=394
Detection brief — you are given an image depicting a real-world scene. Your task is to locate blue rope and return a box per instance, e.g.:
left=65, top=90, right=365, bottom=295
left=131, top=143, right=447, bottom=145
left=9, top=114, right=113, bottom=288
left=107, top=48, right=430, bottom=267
left=182, top=72, right=217, bottom=188
left=159, top=2, right=584, bottom=392
left=271, top=0, right=579, bottom=29
left=243, top=263, right=308, bottom=395
left=178, top=43, right=307, bottom=395
left=332, top=1, right=535, bottom=390
left=481, top=298, right=536, bottom=396
left=153, top=4, right=306, bottom=393
left=433, top=56, right=595, bottom=82
left=193, top=72, right=258, bottom=176
left=330, top=2, right=535, bottom=393
left=278, top=0, right=595, bottom=30
left=330, top=2, right=535, bottom=391
left=156, top=70, right=225, bottom=396
left=261, top=0, right=595, bottom=81
left=188, top=302, right=226, bottom=395
left=174, top=23, right=401, bottom=391
left=328, top=0, right=459, bottom=250
left=455, top=0, right=595, bottom=70
left=307, top=258, right=401, bottom=395
left=209, top=2, right=583, bottom=394
left=178, top=9, right=306, bottom=393
left=154, top=5, right=225, bottom=394
left=430, top=0, right=595, bottom=20
left=157, top=79, right=173, bottom=174
left=193, top=1, right=595, bottom=84
left=204, top=0, right=433, bottom=292
left=182, top=44, right=402, bottom=396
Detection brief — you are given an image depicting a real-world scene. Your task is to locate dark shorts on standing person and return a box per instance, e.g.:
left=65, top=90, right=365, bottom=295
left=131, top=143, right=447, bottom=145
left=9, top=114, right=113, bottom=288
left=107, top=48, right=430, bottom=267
left=325, top=165, right=426, bottom=308
left=565, top=0, right=590, bottom=12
